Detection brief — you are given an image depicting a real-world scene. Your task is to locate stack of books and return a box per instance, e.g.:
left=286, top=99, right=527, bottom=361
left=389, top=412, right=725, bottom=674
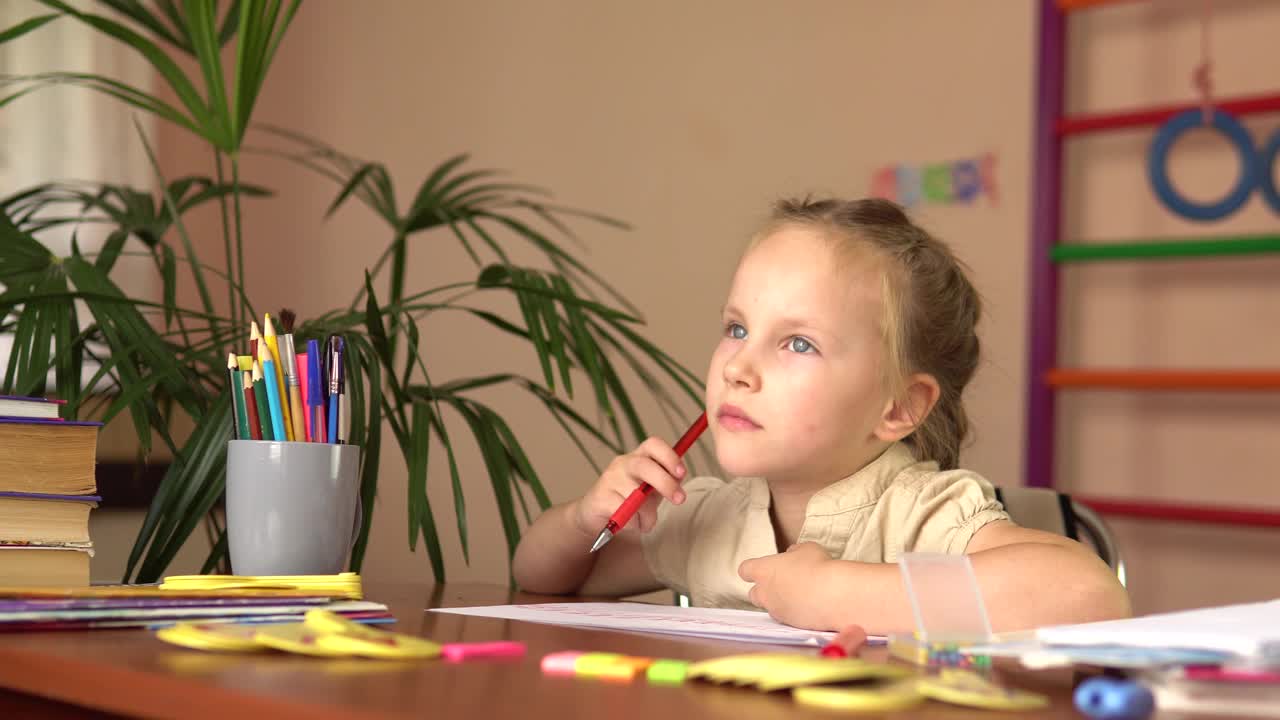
left=0, top=573, right=391, bottom=631
left=0, top=395, right=102, bottom=587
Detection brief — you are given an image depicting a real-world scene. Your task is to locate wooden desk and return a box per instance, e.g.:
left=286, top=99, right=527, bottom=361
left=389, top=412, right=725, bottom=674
left=0, top=582, right=1089, bottom=719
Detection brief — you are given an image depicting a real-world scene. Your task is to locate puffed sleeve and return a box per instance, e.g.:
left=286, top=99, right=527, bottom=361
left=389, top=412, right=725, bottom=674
left=894, top=469, right=1010, bottom=556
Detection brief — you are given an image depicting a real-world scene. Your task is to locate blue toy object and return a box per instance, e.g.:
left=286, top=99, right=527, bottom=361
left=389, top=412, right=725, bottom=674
left=1073, top=676, right=1155, bottom=720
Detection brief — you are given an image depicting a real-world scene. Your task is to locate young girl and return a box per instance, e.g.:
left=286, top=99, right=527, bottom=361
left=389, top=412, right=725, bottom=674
left=512, top=197, right=1130, bottom=633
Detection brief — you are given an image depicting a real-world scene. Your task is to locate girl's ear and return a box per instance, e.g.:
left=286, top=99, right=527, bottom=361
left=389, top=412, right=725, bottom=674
left=874, top=373, right=941, bottom=442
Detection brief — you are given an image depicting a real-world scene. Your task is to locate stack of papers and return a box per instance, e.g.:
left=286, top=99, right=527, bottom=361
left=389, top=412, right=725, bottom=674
left=431, top=602, right=887, bottom=647
left=1036, top=599, right=1280, bottom=660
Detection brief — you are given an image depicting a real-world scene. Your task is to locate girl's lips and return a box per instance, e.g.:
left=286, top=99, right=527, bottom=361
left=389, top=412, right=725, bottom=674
left=717, top=404, right=760, bottom=431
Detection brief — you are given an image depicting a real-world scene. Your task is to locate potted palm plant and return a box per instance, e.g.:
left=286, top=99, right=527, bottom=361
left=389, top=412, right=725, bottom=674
left=0, top=0, right=701, bottom=582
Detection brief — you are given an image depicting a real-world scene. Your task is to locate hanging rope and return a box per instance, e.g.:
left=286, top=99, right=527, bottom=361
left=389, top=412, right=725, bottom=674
left=1192, top=0, right=1214, bottom=124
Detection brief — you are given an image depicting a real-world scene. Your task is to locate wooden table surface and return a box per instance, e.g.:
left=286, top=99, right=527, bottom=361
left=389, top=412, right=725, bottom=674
left=0, top=581, right=1098, bottom=719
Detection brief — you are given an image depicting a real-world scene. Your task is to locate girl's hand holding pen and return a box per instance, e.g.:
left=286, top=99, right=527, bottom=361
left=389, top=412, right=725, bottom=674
left=571, top=437, right=689, bottom=538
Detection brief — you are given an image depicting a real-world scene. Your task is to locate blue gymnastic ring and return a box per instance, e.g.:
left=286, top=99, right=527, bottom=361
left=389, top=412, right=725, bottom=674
left=1147, top=108, right=1258, bottom=222
left=1258, top=128, right=1280, bottom=212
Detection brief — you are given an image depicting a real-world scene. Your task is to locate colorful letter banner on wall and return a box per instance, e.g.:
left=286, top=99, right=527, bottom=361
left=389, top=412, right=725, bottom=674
left=869, top=153, right=998, bottom=208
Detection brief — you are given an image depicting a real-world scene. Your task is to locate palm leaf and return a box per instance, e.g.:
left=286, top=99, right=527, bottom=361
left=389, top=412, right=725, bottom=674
left=176, top=0, right=232, bottom=146
left=0, top=71, right=198, bottom=134
left=230, top=0, right=300, bottom=147
left=530, top=272, right=572, bottom=395
left=390, top=311, right=469, bottom=567
left=552, top=273, right=609, bottom=413
left=33, top=0, right=215, bottom=141
left=94, top=1, right=189, bottom=54
left=0, top=13, right=59, bottom=44
left=482, top=407, right=551, bottom=510
left=134, top=119, right=218, bottom=321
left=130, top=394, right=232, bottom=582
left=449, top=398, right=520, bottom=571
left=342, top=337, right=380, bottom=571
left=405, top=402, right=444, bottom=580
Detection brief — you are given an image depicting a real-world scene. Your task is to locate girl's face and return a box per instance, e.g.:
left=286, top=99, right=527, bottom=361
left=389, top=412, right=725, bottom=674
left=706, top=226, right=895, bottom=483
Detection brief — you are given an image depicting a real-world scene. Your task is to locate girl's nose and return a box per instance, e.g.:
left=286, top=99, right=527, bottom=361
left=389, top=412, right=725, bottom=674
left=722, top=347, right=760, bottom=391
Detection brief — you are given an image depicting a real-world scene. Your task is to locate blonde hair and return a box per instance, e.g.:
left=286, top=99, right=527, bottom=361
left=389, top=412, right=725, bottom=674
left=761, top=197, right=981, bottom=470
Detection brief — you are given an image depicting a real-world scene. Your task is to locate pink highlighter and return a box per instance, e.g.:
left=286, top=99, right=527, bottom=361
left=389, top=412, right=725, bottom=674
left=440, top=641, right=526, bottom=662
left=296, top=352, right=311, bottom=441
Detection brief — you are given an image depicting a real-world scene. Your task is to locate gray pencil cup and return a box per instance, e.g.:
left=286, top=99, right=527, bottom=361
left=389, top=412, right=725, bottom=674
left=225, top=440, right=362, bottom=576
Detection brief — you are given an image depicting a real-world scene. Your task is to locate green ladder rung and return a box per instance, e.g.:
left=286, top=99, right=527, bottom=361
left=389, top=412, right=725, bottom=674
left=1052, top=233, right=1280, bottom=262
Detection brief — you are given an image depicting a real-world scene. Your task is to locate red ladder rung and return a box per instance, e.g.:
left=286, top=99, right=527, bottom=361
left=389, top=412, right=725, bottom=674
left=1075, top=496, right=1280, bottom=529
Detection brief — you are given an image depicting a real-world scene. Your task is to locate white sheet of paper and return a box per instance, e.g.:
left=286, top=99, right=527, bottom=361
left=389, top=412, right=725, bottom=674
left=1036, top=599, right=1280, bottom=659
left=429, top=602, right=875, bottom=647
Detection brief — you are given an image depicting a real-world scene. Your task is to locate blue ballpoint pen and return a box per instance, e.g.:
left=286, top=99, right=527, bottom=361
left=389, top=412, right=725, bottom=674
left=307, top=339, right=325, bottom=442
left=327, top=336, right=344, bottom=444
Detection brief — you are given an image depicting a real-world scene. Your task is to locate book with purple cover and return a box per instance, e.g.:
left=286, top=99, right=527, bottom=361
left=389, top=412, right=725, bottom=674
left=0, top=492, right=99, bottom=547
left=0, top=595, right=334, bottom=612
left=0, top=492, right=101, bottom=503
left=0, top=395, right=65, bottom=420
left=0, top=418, right=101, bottom=427
left=2, top=611, right=396, bottom=632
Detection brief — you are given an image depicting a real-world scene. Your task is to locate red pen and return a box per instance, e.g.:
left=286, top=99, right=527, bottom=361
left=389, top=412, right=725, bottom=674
left=590, top=412, right=708, bottom=553
left=820, top=625, right=870, bottom=658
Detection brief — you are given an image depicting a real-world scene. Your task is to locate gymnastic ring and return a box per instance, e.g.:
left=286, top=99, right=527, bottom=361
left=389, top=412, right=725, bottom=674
left=1258, top=128, right=1280, bottom=212
left=1147, top=108, right=1258, bottom=222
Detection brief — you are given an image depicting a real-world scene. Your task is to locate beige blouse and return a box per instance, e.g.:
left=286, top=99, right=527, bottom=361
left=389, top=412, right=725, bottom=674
left=641, top=442, right=1009, bottom=610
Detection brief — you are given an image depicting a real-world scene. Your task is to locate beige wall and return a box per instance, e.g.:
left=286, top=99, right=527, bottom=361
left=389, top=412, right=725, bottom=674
left=90, top=1, right=1280, bottom=610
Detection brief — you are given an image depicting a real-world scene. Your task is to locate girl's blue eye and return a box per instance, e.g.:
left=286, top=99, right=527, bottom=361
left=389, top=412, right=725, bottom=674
left=727, top=322, right=747, bottom=340
left=788, top=337, right=813, bottom=354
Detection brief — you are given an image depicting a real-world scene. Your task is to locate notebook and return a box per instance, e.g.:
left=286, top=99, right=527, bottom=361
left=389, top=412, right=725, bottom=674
left=0, top=598, right=391, bottom=632
left=1037, top=599, right=1280, bottom=660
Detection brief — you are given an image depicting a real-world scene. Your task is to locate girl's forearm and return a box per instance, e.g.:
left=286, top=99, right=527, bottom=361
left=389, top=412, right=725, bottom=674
left=816, top=562, right=915, bottom=634
left=511, top=501, right=599, bottom=595
left=820, top=544, right=1130, bottom=634
left=967, top=542, right=1131, bottom=630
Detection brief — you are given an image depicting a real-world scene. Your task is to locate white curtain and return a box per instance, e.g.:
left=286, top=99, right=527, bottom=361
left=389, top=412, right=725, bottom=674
left=0, top=0, right=158, bottom=386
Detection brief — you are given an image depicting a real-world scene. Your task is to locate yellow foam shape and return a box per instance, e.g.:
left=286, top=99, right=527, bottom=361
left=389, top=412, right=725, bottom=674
left=756, top=658, right=910, bottom=692
left=687, top=652, right=801, bottom=684
left=160, top=573, right=362, bottom=600
left=916, top=669, right=1049, bottom=711
left=165, top=573, right=358, bottom=584
left=304, top=610, right=440, bottom=660
left=156, top=622, right=267, bottom=652
left=687, top=653, right=907, bottom=691
left=253, top=622, right=354, bottom=657
left=795, top=679, right=926, bottom=712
